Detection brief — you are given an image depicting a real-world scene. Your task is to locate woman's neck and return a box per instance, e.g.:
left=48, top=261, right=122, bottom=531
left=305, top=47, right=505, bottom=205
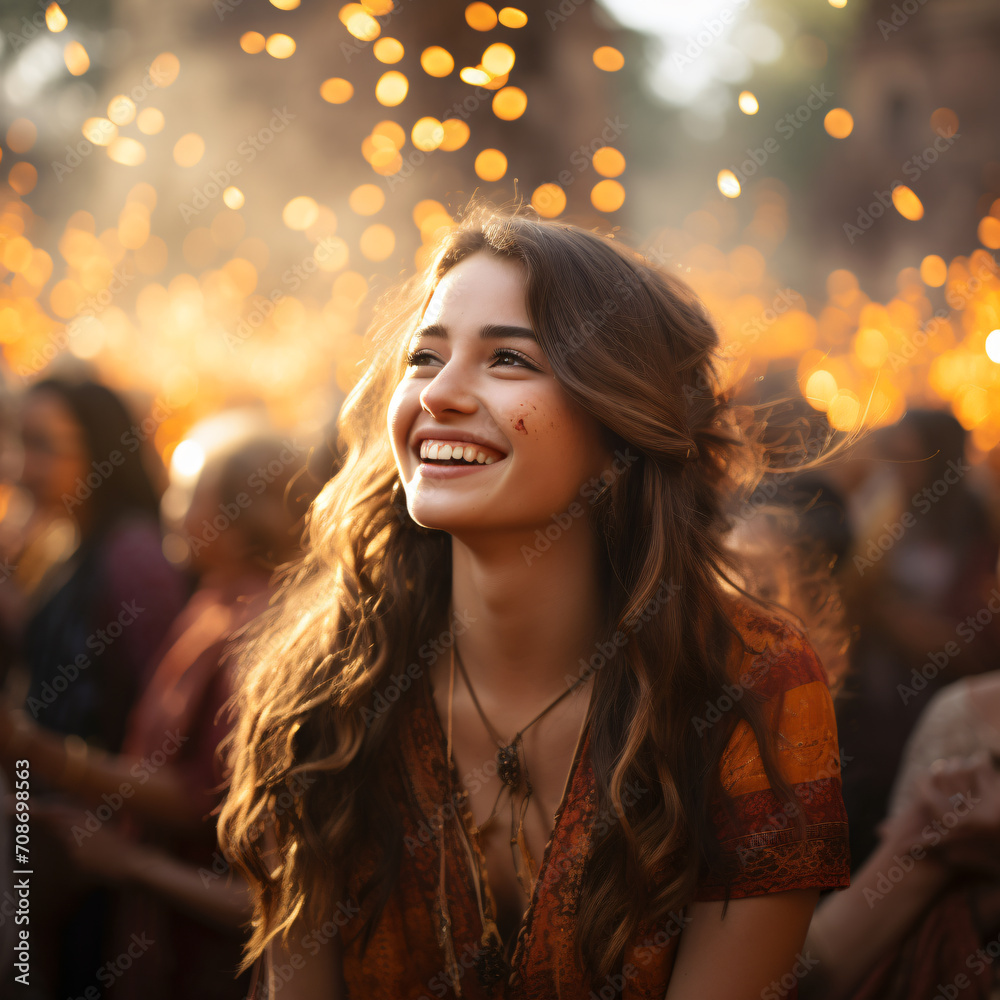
left=447, top=523, right=608, bottom=701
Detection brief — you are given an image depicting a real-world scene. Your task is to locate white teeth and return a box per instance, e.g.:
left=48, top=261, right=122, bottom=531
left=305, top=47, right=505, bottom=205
left=418, top=439, right=503, bottom=464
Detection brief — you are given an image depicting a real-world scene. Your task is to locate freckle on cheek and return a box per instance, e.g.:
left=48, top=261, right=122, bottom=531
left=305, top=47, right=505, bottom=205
left=513, top=418, right=527, bottom=433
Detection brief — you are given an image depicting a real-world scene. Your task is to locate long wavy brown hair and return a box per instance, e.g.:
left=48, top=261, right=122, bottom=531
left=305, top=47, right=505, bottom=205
left=217, top=203, right=847, bottom=982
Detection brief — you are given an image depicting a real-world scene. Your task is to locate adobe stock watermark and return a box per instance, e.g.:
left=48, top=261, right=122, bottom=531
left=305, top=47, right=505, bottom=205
left=17, top=262, right=137, bottom=381
left=843, top=129, right=960, bottom=244
left=178, top=107, right=296, bottom=222
left=884, top=252, right=997, bottom=372
left=862, top=789, right=981, bottom=907
left=853, top=455, right=971, bottom=574
left=725, top=85, right=834, bottom=188
left=897, top=588, right=1000, bottom=704
left=69, top=729, right=188, bottom=845
left=24, top=601, right=146, bottom=718
left=877, top=0, right=929, bottom=39
left=61, top=395, right=177, bottom=513
left=224, top=236, right=341, bottom=350
left=184, top=437, right=306, bottom=558
left=565, top=577, right=682, bottom=689
left=521, top=448, right=641, bottom=565
left=5, top=0, right=77, bottom=52
left=361, top=609, right=477, bottom=726
left=669, top=1, right=751, bottom=69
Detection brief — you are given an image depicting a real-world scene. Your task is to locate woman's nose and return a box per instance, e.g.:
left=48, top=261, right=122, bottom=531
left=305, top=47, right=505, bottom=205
left=418, top=355, right=478, bottom=416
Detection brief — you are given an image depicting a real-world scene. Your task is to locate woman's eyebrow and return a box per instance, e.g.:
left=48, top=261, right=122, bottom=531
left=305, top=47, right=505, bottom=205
left=411, top=322, right=538, bottom=342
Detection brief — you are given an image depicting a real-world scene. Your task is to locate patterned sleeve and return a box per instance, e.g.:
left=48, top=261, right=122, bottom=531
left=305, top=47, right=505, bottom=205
left=693, top=611, right=851, bottom=901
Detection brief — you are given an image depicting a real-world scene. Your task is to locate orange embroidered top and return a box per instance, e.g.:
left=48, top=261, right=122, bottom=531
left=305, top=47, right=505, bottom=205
left=340, top=606, right=851, bottom=999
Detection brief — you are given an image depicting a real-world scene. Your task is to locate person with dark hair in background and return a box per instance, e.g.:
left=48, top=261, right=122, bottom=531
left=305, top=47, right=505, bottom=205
left=0, top=372, right=190, bottom=999
left=836, top=408, right=1000, bottom=870
left=1, top=416, right=322, bottom=1000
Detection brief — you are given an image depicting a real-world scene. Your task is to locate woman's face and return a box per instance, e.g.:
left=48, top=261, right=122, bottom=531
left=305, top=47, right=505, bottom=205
left=387, top=250, right=614, bottom=537
left=18, top=390, right=90, bottom=512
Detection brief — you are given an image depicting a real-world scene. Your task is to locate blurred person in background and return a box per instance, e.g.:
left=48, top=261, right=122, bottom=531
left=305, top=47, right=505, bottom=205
left=0, top=371, right=190, bottom=999
left=1, top=414, right=324, bottom=1000
left=800, top=547, right=1000, bottom=999
left=835, top=409, right=1000, bottom=869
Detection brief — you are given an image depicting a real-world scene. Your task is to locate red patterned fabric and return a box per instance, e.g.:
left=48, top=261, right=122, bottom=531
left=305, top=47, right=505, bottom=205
left=341, top=605, right=851, bottom=998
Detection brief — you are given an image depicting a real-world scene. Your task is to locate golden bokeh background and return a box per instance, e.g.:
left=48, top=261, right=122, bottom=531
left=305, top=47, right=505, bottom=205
left=1, top=0, right=999, bottom=471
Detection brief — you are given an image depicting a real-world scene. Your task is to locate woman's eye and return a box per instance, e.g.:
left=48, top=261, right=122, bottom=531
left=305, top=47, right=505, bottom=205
left=404, top=347, right=540, bottom=371
left=489, top=347, right=539, bottom=371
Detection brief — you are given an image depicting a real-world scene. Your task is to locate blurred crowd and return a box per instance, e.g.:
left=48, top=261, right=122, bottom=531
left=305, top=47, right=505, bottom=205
left=0, top=362, right=339, bottom=1000
left=0, top=363, right=997, bottom=999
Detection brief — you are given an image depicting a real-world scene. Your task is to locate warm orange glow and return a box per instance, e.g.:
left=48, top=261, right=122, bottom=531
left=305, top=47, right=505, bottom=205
left=150, top=52, right=180, bottom=86
left=492, top=86, right=527, bottom=121
left=270, top=0, right=300, bottom=8
left=375, top=71, right=408, bottom=106
left=283, top=197, right=320, bottom=231
left=265, top=34, right=296, bottom=58
left=223, top=187, right=245, bottom=210
left=320, top=78, right=354, bottom=103
left=978, top=216, right=1000, bottom=250
left=852, top=327, right=889, bottom=368
left=107, top=137, right=146, bottom=165
left=8, top=164, right=37, bottom=196
left=349, top=184, right=385, bottom=215
left=804, top=369, right=837, bottom=411
left=339, top=4, right=380, bottom=40
left=827, top=389, right=861, bottom=430
left=82, top=118, right=116, bottom=146
left=420, top=46, right=454, bottom=77
left=498, top=6, right=527, bottom=27
left=240, top=32, right=266, bottom=54
left=892, top=185, right=924, bottom=221
left=107, top=95, right=136, bottom=126
left=931, top=107, right=959, bottom=138
left=531, top=184, right=566, bottom=219
left=738, top=91, right=759, bottom=115
left=824, top=108, right=854, bottom=138
left=64, top=40, right=90, bottom=75
left=592, top=146, right=625, bottom=177
left=439, top=118, right=471, bottom=152
left=411, top=117, right=444, bottom=151
left=920, top=254, right=948, bottom=287
left=459, top=66, right=491, bottom=86
left=593, top=46, right=624, bottom=71
left=465, top=2, right=498, bottom=30
left=482, top=43, right=515, bottom=76
left=717, top=170, right=741, bottom=198
left=131, top=110, right=162, bottom=138
left=591, top=179, right=625, bottom=212
left=173, top=133, right=205, bottom=168
left=373, top=38, right=404, bottom=63
left=372, top=120, right=406, bottom=149
left=6, top=120, right=37, bottom=154
left=45, top=3, right=67, bottom=31
left=360, top=224, right=395, bottom=261
left=474, top=149, right=507, bottom=182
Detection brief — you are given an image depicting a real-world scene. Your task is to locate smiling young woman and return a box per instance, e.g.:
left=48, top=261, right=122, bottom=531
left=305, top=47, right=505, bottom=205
left=218, top=207, right=851, bottom=999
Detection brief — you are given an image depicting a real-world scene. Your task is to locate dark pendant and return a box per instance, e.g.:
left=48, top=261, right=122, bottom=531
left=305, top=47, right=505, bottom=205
left=475, top=939, right=508, bottom=989
left=497, top=744, right=520, bottom=787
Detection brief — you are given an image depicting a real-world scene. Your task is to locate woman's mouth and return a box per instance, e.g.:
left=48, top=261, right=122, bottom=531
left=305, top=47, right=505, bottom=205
left=418, top=438, right=507, bottom=476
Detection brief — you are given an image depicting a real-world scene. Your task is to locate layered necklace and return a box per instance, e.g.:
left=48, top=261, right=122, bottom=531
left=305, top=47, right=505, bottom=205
left=435, top=642, right=592, bottom=994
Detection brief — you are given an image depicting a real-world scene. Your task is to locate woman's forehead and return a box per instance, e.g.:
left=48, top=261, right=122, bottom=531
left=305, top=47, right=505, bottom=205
left=422, top=251, right=529, bottom=327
